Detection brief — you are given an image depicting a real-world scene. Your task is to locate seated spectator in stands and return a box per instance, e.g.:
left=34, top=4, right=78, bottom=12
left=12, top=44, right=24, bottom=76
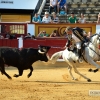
left=5, top=32, right=11, bottom=39
left=68, top=12, right=77, bottom=23
left=31, top=35, right=36, bottom=39
left=5, top=31, right=16, bottom=39
left=0, top=35, right=4, bottom=39
left=57, top=0, right=67, bottom=15
left=32, top=13, right=41, bottom=23
left=37, top=31, right=49, bottom=37
left=24, top=33, right=32, bottom=39
left=50, top=30, right=60, bottom=37
left=51, top=12, right=60, bottom=23
left=97, top=12, right=100, bottom=23
left=82, top=31, right=92, bottom=42
left=49, top=0, right=58, bottom=14
left=42, top=11, right=52, bottom=23
left=87, top=31, right=92, bottom=39
left=20, top=35, right=24, bottom=39
left=78, top=13, right=86, bottom=23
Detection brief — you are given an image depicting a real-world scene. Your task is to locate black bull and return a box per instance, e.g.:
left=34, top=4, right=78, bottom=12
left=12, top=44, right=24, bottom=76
left=0, top=46, right=50, bottom=79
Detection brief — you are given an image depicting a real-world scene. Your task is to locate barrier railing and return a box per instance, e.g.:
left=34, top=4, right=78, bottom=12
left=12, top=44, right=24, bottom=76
left=0, top=38, right=67, bottom=56
left=0, top=39, right=18, bottom=47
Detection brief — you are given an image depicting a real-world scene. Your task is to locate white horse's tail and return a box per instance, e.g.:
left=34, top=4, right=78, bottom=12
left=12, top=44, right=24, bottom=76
left=50, top=51, right=63, bottom=64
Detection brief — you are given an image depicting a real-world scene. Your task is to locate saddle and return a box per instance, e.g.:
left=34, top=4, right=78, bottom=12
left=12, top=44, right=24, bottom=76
left=68, top=42, right=89, bottom=63
left=68, top=42, right=87, bottom=57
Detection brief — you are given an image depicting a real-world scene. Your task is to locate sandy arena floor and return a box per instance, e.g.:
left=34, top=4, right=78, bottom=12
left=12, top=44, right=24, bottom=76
left=0, top=61, right=100, bottom=100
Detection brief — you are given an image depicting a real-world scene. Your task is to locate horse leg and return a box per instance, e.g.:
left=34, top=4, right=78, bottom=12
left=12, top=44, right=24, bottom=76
left=67, top=66, right=77, bottom=80
left=27, top=66, right=33, bottom=78
left=73, top=65, right=91, bottom=82
left=88, top=68, right=99, bottom=73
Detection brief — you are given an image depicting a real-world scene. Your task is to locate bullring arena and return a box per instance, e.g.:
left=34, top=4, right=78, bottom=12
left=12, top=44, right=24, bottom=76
left=0, top=0, right=100, bottom=100
left=0, top=61, right=100, bottom=100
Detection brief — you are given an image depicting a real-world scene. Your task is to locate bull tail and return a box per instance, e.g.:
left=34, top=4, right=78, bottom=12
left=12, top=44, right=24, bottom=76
left=50, top=51, right=63, bottom=64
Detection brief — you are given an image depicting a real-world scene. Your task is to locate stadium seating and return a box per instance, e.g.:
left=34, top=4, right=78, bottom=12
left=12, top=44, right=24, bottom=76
left=40, top=0, right=99, bottom=23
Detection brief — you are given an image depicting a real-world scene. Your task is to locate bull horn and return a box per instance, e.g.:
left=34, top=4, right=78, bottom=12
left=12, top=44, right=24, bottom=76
left=38, top=50, right=45, bottom=54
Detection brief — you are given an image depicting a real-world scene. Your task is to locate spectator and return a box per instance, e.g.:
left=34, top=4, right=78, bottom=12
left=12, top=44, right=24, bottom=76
left=78, top=13, right=86, bottom=23
left=83, top=31, right=92, bottom=42
left=0, top=35, right=4, bottom=39
left=51, top=12, right=60, bottom=23
left=31, top=35, right=36, bottom=39
left=42, top=11, right=52, bottom=23
left=50, top=30, right=60, bottom=37
left=24, top=33, right=32, bottom=39
left=68, top=12, right=77, bottom=23
left=20, top=35, right=24, bottom=39
left=87, top=31, right=92, bottom=39
left=57, top=0, right=67, bottom=15
left=37, top=31, right=49, bottom=37
left=49, top=0, right=58, bottom=14
left=11, top=33, right=16, bottom=39
left=26, top=33, right=31, bottom=37
left=32, top=13, right=41, bottom=23
left=97, top=12, right=100, bottom=23
left=5, top=32, right=11, bottom=39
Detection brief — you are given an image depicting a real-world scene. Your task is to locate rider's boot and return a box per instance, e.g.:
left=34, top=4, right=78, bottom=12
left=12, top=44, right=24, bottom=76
left=77, top=49, right=83, bottom=63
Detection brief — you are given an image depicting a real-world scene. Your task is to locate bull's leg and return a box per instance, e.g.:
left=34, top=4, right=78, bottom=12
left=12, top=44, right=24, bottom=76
left=0, top=59, right=12, bottom=79
left=1, top=69, right=12, bottom=79
left=1, top=67, right=12, bottom=79
left=13, top=69, right=23, bottom=77
left=27, top=66, right=33, bottom=78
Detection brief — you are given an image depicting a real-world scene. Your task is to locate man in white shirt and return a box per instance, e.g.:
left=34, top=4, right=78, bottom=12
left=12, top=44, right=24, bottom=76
left=42, top=12, right=51, bottom=23
left=49, top=0, right=58, bottom=14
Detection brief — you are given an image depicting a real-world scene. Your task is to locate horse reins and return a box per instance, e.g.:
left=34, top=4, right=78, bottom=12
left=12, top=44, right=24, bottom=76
left=87, top=34, right=100, bottom=57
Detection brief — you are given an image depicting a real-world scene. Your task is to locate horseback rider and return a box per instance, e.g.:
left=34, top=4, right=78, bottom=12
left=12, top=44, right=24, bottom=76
left=64, top=26, right=88, bottom=63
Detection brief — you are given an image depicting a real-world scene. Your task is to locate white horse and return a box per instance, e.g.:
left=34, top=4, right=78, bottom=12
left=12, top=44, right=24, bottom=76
left=50, top=34, right=100, bottom=82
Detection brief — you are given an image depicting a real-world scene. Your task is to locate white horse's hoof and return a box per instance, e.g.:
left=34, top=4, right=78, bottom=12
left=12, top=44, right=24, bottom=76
left=72, top=78, right=78, bottom=81
left=87, top=79, right=91, bottom=82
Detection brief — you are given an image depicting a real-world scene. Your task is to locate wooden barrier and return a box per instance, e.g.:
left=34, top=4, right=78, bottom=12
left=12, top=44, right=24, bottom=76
left=1, top=15, right=30, bottom=22
left=0, top=39, right=18, bottom=47
left=35, top=23, right=96, bottom=36
left=23, top=38, right=67, bottom=57
left=0, top=38, right=66, bottom=56
left=23, top=39, right=46, bottom=48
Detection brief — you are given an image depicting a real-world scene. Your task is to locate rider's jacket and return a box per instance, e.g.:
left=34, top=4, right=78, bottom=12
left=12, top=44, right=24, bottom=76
left=66, top=27, right=87, bottom=47
left=72, top=27, right=86, bottom=41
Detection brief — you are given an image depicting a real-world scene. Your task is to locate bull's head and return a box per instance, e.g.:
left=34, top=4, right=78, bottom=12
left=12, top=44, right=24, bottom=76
left=38, top=45, right=51, bottom=54
left=38, top=49, right=45, bottom=54
left=38, top=45, right=51, bottom=62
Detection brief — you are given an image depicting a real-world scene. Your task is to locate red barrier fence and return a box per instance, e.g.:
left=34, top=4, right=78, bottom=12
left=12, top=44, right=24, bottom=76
left=0, top=39, right=67, bottom=56
left=23, top=39, right=46, bottom=48
left=0, top=39, right=18, bottom=47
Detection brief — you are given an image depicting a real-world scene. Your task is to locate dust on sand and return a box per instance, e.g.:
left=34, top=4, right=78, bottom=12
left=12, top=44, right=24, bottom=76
left=0, top=62, right=100, bottom=100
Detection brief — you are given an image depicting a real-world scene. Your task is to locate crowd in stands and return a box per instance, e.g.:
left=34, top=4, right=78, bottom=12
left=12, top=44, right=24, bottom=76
left=32, top=0, right=100, bottom=24
left=97, top=12, right=100, bottom=24
left=0, top=33, right=36, bottom=40
left=0, top=0, right=95, bottom=39
left=32, top=11, right=89, bottom=24
left=37, top=29, right=60, bottom=37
